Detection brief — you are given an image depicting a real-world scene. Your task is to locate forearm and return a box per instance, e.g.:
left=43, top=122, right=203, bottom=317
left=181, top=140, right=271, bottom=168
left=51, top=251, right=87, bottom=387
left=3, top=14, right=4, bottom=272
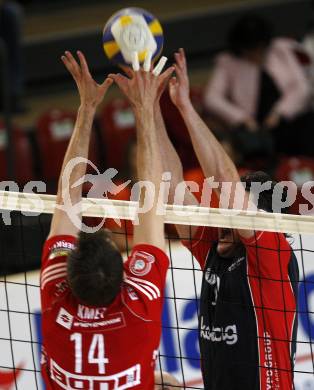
left=154, top=104, right=199, bottom=205
left=56, top=104, right=95, bottom=204
left=154, top=105, right=184, bottom=185
left=155, top=104, right=199, bottom=240
left=135, top=108, right=162, bottom=184
left=133, top=107, right=165, bottom=248
left=179, top=101, right=239, bottom=183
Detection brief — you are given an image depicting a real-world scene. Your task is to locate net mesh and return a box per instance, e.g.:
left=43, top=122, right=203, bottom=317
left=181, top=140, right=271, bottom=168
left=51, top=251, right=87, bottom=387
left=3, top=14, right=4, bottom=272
left=0, top=193, right=314, bottom=389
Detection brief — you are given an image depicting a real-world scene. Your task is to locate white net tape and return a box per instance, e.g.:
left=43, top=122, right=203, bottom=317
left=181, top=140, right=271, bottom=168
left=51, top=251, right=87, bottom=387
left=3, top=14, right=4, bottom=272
left=1, top=190, right=314, bottom=234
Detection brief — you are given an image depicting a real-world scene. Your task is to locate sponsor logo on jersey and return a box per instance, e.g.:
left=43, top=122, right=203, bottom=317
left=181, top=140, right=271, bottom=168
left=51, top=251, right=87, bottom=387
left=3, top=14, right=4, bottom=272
left=52, top=240, right=75, bottom=250
left=49, top=241, right=75, bottom=261
left=126, top=286, right=139, bottom=301
left=200, top=316, right=238, bottom=345
left=73, top=310, right=126, bottom=331
left=77, top=304, right=107, bottom=320
left=228, top=256, right=245, bottom=272
left=54, top=280, right=69, bottom=297
left=263, top=331, right=280, bottom=389
left=48, top=249, right=71, bottom=261
left=56, top=307, right=74, bottom=330
left=50, top=359, right=141, bottom=389
left=129, top=251, right=155, bottom=276
left=205, top=268, right=217, bottom=285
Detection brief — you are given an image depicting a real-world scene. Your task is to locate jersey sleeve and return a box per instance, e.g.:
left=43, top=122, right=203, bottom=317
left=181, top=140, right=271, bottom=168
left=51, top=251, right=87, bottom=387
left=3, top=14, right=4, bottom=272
left=182, top=226, right=218, bottom=270
left=241, top=231, right=292, bottom=278
left=40, top=235, right=76, bottom=311
left=123, top=244, right=169, bottom=320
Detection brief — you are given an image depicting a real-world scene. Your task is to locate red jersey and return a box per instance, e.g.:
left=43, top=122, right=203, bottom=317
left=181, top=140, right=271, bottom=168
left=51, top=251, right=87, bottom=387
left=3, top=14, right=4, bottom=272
left=40, top=235, right=169, bottom=390
left=183, top=227, right=299, bottom=389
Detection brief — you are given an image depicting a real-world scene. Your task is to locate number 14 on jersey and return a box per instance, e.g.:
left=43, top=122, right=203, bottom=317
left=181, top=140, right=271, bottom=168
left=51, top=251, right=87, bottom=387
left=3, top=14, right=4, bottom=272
left=70, top=333, right=109, bottom=374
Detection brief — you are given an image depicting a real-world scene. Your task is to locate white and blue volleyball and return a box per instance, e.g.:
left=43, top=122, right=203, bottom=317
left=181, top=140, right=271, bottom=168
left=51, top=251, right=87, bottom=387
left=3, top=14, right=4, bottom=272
left=102, top=7, right=164, bottom=67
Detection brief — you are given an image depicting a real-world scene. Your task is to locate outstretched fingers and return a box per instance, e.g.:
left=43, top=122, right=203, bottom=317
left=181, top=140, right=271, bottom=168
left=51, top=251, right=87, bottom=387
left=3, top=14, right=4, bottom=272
left=179, top=48, right=187, bottom=67
left=174, top=48, right=186, bottom=70
left=100, top=77, right=113, bottom=93
left=61, top=51, right=81, bottom=80
left=160, top=66, right=175, bottom=81
left=168, top=76, right=178, bottom=93
left=157, top=66, right=174, bottom=97
left=153, top=56, right=168, bottom=76
left=77, top=51, right=91, bottom=77
left=159, top=66, right=174, bottom=88
left=120, top=65, right=134, bottom=78
left=143, top=51, right=153, bottom=72
left=108, top=73, right=129, bottom=93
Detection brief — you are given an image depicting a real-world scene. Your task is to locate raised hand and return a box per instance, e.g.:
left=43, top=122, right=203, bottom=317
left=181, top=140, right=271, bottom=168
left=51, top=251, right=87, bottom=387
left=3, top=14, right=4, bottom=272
left=61, top=51, right=112, bottom=109
left=109, top=55, right=174, bottom=111
left=169, top=48, right=190, bottom=109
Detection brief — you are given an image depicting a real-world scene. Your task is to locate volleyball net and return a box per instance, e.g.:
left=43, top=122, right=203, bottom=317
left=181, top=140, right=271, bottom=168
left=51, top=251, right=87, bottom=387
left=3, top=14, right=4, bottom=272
left=0, top=191, right=314, bottom=389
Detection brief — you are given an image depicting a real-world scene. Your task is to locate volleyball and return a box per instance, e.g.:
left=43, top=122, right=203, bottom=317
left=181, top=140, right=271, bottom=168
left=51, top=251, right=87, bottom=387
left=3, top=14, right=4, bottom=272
left=102, top=7, right=164, bottom=67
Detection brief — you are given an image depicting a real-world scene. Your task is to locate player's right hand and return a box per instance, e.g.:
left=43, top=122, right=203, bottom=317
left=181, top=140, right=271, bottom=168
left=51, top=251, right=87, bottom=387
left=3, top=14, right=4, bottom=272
left=169, top=48, right=191, bottom=110
left=61, top=51, right=112, bottom=109
left=108, top=53, right=174, bottom=112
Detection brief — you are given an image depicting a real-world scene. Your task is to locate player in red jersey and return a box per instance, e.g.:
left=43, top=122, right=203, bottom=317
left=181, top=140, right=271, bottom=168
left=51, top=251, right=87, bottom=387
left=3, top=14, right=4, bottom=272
left=40, top=50, right=174, bottom=389
left=154, top=48, right=299, bottom=389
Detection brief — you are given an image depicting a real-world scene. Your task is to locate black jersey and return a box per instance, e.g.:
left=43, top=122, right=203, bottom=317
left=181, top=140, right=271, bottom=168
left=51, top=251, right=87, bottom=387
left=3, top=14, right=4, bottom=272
left=184, top=228, right=299, bottom=390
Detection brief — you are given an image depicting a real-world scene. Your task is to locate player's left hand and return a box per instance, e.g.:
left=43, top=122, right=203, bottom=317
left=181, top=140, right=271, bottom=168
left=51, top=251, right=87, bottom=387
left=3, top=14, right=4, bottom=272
left=62, top=51, right=113, bottom=109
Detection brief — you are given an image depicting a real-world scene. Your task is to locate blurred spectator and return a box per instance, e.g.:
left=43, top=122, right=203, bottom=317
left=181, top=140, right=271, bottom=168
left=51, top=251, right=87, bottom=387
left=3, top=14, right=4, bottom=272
left=204, top=14, right=314, bottom=159
left=302, top=18, right=314, bottom=109
left=0, top=0, right=25, bottom=113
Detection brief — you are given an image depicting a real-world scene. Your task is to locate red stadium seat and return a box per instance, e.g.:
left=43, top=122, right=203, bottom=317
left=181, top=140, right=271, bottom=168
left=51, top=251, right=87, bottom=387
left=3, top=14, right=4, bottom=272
left=36, top=109, right=100, bottom=185
left=275, top=157, right=314, bottom=215
left=99, top=98, right=136, bottom=171
left=0, top=122, right=34, bottom=185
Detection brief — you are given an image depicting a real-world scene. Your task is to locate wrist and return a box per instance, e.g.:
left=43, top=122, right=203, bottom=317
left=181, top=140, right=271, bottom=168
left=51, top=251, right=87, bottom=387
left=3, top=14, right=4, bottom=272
left=177, top=99, right=194, bottom=115
left=79, top=103, right=97, bottom=114
left=134, top=105, right=154, bottom=119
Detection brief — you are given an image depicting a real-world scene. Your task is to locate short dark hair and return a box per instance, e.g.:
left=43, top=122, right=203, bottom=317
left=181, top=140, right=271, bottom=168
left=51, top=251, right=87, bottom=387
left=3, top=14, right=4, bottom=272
left=241, top=171, right=289, bottom=214
left=67, top=230, right=123, bottom=306
left=228, top=14, right=273, bottom=56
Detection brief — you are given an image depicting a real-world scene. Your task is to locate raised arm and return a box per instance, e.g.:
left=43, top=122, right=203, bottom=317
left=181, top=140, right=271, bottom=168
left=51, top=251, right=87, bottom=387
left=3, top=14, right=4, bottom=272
left=48, top=51, right=112, bottom=238
left=109, top=64, right=174, bottom=250
left=154, top=102, right=199, bottom=241
left=170, top=49, right=239, bottom=184
left=170, top=49, right=253, bottom=238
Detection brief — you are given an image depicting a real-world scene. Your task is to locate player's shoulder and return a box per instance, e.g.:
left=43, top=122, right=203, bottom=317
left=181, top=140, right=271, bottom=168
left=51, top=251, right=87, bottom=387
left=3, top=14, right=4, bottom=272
left=42, top=235, right=77, bottom=261
left=41, top=235, right=77, bottom=294
left=242, top=230, right=292, bottom=254
left=121, top=245, right=169, bottom=318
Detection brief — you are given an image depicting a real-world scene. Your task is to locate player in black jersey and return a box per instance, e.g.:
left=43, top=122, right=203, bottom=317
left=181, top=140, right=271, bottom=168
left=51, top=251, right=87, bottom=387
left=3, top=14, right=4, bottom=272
left=155, top=48, right=299, bottom=389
